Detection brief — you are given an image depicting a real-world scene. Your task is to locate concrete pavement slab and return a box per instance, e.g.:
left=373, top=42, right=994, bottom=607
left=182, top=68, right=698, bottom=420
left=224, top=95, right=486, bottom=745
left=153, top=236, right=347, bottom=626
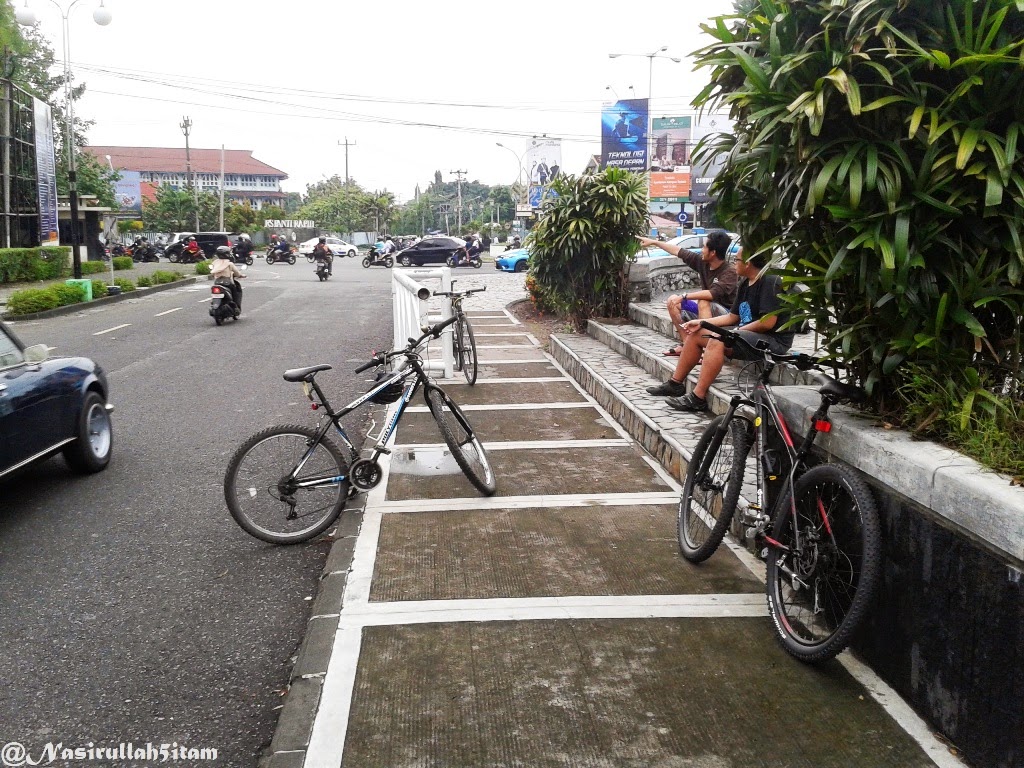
left=428, top=380, right=587, bottom=405
left=342, top=619, right=936, bottom=768
left=396, top=405, right=620, bottom=444
left=370, top=505, right=763, bottom=601
left=476, top=347, right=551, bottom=361
left=384, top=445, right=673, bottom=501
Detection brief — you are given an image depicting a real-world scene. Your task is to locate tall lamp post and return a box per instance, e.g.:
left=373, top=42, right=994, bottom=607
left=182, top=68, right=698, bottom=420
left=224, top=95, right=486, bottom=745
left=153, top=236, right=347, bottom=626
left=495, top=142, right=525, bottom=202
left=17, top=0, right=112, bottom=280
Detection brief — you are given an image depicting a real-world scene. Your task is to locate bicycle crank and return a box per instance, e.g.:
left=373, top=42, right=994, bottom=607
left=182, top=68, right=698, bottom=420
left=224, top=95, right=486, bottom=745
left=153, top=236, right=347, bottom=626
left=350, top=458, right=384, bottom=491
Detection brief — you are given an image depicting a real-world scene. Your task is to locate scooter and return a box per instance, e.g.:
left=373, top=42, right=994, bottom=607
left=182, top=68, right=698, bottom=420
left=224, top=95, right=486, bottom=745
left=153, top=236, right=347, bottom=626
left=446, top=249, right=483, bottom=269
left=209, top=277, right=242, bottom=325
left=266, top=245, right=296, bottom=265
left=361, top=249, right=393, bottom=269
left=132, top=244, right=160, bottom=263
left=315, top=256, right=332, bottom=281
left=231, top=244, right=255, bottom=266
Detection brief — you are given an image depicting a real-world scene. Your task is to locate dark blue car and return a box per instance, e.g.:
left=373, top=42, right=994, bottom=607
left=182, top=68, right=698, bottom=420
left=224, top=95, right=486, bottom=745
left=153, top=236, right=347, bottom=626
left=0, top=320, right=113, bottom=480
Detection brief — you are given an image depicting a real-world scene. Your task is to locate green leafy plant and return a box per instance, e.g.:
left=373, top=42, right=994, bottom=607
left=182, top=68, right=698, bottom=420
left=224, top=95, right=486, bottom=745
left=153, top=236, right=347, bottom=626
left=528, top=168, right=649, bottom=330
left=114, top=278, right=135, bottom=293
left=151, top=270, right=184, bottom=285
left=136, top=275, right=153, bottom=288
left=90, top=280, right=108, bottom=299
left=0, top=247, right=71, bottom=283
left=5, top=287, right=59, bottom=315
left=693, top=0, right=1024, bottom=418
left=52, top=283, right=86, bottom=306
left=112, top=256, right=133, bottom=270
left=194, top=260, right=211, bottom=276
left=79, top=261, right=106, bottom=275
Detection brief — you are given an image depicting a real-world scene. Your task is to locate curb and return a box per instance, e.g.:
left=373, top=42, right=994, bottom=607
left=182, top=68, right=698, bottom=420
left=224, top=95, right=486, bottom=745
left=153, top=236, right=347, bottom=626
left=1, top=276, right=204, bottom=321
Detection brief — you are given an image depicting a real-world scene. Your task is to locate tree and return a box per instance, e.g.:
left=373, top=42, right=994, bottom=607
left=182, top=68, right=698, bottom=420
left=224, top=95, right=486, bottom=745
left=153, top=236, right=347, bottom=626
left=527, top=168, right=648, bottom=330
left=141, top=186, right=198, bottom=232
left=693, top=0, right=1023, bottom=466
left=363, top=190, right=395, bottom=234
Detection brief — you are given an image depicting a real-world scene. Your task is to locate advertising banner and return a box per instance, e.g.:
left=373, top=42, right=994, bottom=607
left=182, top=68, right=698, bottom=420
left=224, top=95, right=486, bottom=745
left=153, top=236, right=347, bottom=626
left=33, top=98, right=59, bottom=246
left=601, top=98, right=649, bottom=172
left=524, top=137, right=562, bottom=209
left=649, top=171, right=691, bottom=200
left=649, top=116, right=692, bottom=202
left=114, top=171, right=143, bottom=213
left=689, top=113, right=735, bottom=203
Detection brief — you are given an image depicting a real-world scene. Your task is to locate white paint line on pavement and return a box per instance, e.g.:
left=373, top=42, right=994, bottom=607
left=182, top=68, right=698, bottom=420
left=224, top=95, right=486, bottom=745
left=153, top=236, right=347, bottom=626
left=434, top=376, right=567, bottom=385
left=198, top=296, right=213, bottom=303
left=639, top=452, right=683, bottom=493
left=378, top=492, right=680, bottom=514
left=154, top=307, right=183, bottom=317
left=395, top=438, right=631, bottom=451
left=474, top=332, right=532, bottom=337
left=93, top=323, right=130, bottom=336
left=475, top=344, right=539, bottom=349
left=304, top=625, right=363, bottom=768
left=475, top=359, right=549, bottom=365
left=405, top=402, right=593, bottom=413
left=343, top=593, right=768, bottom=626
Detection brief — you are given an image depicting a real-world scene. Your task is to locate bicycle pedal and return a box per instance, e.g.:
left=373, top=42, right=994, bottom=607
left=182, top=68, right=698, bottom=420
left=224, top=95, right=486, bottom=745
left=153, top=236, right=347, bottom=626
left=374, top=446, right=392, bottom=456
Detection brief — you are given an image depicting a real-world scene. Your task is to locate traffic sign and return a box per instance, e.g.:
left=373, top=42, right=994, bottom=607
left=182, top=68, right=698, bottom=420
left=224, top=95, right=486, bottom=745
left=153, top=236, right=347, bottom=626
left=677, top=211, right=689, bottom=224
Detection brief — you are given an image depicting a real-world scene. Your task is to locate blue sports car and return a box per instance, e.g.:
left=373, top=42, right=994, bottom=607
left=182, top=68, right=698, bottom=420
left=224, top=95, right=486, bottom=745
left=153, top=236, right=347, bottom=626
left=0, top=320, right=113, bottom=481
left=495, top=248, right=530, bottom=273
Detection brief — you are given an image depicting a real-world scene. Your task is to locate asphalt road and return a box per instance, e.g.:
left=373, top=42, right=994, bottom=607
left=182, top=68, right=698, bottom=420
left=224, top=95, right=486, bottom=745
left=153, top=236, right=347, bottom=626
left=0, top=255, right=394, bottom=766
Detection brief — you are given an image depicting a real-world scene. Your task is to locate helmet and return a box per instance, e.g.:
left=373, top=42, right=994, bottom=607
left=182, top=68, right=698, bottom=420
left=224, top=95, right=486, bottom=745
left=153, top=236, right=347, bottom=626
left=215, top=245, right=231, bottom=257
left=188, top=236, right=196, bottom=241
left=270, top=234, right=278, bottom=240
left=318, top=237, right=326, bottom=243
left=369, top=370, right=404, bottom=404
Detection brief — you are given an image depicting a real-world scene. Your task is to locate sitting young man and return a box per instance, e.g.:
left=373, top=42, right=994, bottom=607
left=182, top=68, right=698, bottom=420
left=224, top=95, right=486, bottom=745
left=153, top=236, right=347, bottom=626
left=646, top=247, right=795, bottom=412
left=637, top=230, right=738, bottom=356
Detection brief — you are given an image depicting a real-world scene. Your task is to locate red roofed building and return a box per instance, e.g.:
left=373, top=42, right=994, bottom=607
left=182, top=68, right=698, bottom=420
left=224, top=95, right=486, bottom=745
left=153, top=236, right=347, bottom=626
left=83, top=146, right=288, bottom=210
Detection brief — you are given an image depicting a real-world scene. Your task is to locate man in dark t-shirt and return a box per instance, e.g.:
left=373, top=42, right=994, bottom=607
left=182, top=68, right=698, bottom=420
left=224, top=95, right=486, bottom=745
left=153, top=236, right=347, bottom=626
left=637, top=230, right=738, bottom=356
left=646, top=247, right=794, bottom=412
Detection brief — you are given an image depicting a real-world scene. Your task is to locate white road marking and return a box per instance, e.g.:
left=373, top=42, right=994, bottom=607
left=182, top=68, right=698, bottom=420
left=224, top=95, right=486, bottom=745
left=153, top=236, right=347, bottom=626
left=154, top=307, right=183, bottom=317
left=198, top=297, right=213, bottom=303
left=93, top=324, right=130, bottom=336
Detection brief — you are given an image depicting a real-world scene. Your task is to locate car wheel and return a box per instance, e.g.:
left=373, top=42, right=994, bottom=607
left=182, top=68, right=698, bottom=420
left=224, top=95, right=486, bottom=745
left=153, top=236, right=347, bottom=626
left=348, top=250, right=356, bottom=258
left=63, top=391, right=113, bottom=474
left=400, top=255, right=412, bottom=266
left=514, top=261, right=527, bottom=272
left=168, top=251, right=179, bottom=263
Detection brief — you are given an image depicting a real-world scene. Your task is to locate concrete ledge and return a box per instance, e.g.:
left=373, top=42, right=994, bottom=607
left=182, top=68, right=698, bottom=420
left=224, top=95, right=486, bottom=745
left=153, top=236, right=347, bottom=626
left=1, top=276, right=203, bottom=321
left=772, top=386, right=1024, bottom=567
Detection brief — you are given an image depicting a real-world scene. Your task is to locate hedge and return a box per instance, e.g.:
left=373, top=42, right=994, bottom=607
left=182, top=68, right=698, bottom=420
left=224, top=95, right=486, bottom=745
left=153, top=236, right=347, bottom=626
left=0, top=247, right=70, bottom=283
left=5, top=282, right=87, bottom=315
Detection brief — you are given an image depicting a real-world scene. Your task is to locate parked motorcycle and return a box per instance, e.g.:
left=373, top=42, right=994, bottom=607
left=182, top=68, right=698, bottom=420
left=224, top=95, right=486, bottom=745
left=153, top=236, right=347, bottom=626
left=315, top=256, right=332, bottom=281
left=209, top=276, right=242, bottom=325
left=361, top=249, right=393, bottom=269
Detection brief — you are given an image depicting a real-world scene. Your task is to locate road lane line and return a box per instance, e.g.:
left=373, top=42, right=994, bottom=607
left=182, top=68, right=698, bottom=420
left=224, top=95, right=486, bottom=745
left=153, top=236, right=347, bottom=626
left=198, top=297, right=213, bottom=303
left=93, top=324, right=130, bottom=335
left=154, top=307, right=183, bottom=317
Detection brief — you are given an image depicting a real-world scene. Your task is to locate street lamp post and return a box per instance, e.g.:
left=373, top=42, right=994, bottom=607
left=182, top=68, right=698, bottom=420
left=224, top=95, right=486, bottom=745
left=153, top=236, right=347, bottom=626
left=17, top=0, right=112, bottom=280
left=495, top=142, right=525, bottom=202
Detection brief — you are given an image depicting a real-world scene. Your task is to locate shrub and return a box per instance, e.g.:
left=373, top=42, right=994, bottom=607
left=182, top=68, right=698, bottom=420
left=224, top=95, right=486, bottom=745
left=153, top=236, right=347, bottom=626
left=91, top=280, right=108, bottom=298
left=0, top=247, right=70, bottom=283
left=528, top=167, right=649, bottom=330
left=136, top=275, right=153, bottom=287
left=151, top=270, right=183, bottom=285
left=112, top=256, right=133, bottom=270
left=52, top=283, right=86, bottom=306
left=80, top=261, right=106, bottom=275
left=114, top=277, right=135, bottom=293
left=5, top=287, right=59, bottom=315
left=194, top=259, right=211, bottom=276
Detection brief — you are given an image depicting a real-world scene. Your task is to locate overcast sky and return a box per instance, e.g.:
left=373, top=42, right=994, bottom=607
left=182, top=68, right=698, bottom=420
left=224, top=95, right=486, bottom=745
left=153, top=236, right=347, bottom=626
left=27, top=0, right=738, bottom=202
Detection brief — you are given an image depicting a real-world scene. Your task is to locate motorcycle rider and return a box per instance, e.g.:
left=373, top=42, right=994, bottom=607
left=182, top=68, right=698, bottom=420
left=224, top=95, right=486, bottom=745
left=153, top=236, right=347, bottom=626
left=504, top=235, right=522, bottom=251
left=270, top=235, right=291, bottom=259
left=234, top=233, right=254, bottom=262
left=183, top=236, right=203, bottom=262
left=209, top=245, right=245, bottom=310
left=312, top=236, right=334, bottom=275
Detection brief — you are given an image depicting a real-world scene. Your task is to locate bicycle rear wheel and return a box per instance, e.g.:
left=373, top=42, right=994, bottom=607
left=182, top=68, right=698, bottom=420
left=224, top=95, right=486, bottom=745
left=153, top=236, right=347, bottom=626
left=678, top=414, right=749, bottom=562
left=224, top=424, right=350, bottom=544
left=425, top=386, right=496, bottom=495
left=457, top=314, right=478, bottom=385
left=765, top=463, right=881, bottom=663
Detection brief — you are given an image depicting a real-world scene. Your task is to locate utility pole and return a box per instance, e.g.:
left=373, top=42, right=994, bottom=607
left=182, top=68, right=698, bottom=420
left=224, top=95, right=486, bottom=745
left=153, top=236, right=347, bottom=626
left=451, top=169, right=466, bottom=233
left=180, top=116, right=199, bottom=230
left=218, top=144, right=225, bottom=232
left=338, top=137, right=356, bottom=185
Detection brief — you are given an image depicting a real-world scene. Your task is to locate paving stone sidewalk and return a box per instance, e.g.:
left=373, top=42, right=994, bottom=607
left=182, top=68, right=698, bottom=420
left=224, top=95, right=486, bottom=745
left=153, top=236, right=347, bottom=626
left=263, top=273, right=960, bottom=768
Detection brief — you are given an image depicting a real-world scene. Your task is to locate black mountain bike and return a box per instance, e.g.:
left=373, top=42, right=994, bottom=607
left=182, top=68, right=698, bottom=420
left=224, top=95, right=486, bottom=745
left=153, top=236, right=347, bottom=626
left=678, top=321, right=881, bottom=663
left=434, top=283, right=484, bottom=385
left=224, top=315, right=496, bottom=545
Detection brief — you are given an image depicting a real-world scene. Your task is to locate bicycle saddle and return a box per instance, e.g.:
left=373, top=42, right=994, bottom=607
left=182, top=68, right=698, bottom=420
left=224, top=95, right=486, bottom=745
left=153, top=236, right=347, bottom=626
left=818, top=378, right=865, bottom=403
left=283, top=364, right=333, bottom=382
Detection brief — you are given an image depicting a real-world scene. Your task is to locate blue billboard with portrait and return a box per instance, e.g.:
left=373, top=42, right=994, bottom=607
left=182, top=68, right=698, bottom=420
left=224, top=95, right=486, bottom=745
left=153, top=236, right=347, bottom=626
left=601, top=98, right=649, bottom=172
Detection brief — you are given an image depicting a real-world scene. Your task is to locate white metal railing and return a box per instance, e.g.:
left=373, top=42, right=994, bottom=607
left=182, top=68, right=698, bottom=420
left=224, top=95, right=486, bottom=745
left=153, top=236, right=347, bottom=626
left=392, top=267, right=453, bottom=377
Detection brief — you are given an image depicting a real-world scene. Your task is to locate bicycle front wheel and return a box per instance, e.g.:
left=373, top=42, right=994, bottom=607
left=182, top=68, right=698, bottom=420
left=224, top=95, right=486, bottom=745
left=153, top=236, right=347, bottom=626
left=425, top=386, right=496, bottom=495
left=678, top=414, right=749, bottom=562
left=766, top=463, right=881, bottom=663
left=224, top=424, right=350, bottom=545
left=458, top=315, right=478, bottom=385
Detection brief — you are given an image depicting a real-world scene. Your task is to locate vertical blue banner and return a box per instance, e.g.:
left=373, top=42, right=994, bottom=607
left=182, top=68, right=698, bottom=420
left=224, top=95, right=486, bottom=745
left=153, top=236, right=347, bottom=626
left=601, top=98, right=649, bottom=171
left=33, top=98, right=59, bottom=246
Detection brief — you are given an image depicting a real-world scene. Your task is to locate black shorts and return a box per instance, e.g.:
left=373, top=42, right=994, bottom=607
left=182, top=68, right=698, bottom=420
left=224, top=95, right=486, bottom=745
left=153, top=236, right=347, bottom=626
left=728, top=330, right=792, bottom=360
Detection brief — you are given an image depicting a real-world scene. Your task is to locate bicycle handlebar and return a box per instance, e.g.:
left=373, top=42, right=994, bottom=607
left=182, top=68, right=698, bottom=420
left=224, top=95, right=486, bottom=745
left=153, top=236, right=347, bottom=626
left=433, top=287, right=487, bottom=298
left=353, top=315, right=459, bottom=373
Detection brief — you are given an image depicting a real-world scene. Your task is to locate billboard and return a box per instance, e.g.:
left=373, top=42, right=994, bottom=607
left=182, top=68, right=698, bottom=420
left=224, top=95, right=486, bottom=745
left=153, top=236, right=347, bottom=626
left=113, top=171, right=143, bottom=213
left=33, top=98, right=59, bottom=246
left=690, top=113, right=735, bottom=203
left=601, top=98, right=649, bottom=172
left=524, top=137, right=561, bottom=209
left=650, top=116, right=692, bottom=202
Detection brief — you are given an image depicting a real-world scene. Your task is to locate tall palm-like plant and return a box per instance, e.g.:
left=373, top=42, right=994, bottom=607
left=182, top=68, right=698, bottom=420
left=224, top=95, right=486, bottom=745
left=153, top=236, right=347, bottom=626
left=693, top=0, right=1024, bottom=405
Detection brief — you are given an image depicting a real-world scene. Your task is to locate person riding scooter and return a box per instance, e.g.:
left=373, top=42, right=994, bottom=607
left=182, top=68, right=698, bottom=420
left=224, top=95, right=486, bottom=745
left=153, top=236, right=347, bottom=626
left=209, top=245, right=245, bottom=312
left=233, top=234, right=254, bottom=264
left=183, top=236, right=203, bottom=263
left=270, top=237, right=291, bottom=258
left=312, top=236, right=334, bottom=276
left=504, top=235, right=522, bottom=251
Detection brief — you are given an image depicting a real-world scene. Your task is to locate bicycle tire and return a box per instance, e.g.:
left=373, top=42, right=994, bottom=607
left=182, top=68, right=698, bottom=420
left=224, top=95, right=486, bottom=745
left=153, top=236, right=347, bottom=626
left=678, top=414, right=749, bottom=562
left=452, top=318, right=464, bottom=373
left=458, top=314, right=478, bottom=385
left=224, top=424, right=350, bottom=545
left=425, top=386, right=496, bottom=495
left=765, top=463, right=881, bottom=663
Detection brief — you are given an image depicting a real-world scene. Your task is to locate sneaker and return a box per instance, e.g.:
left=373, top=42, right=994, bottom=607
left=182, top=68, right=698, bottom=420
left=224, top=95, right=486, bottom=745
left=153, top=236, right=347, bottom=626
left=647, top=379, right=687, bottom=397
left=667, top=392, right=709, bottom=412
